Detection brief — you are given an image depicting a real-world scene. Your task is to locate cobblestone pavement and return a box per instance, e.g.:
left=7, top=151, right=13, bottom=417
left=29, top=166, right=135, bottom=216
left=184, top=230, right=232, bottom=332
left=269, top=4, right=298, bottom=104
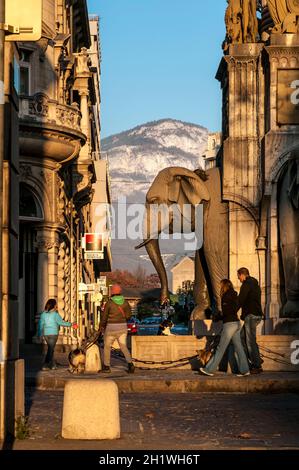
left=8, top=390, right=299, bottom=450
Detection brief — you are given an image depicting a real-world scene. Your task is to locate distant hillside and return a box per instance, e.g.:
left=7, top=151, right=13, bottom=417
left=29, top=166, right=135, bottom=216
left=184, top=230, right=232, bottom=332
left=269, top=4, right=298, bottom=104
left=102, top=119, right=209, bottom=273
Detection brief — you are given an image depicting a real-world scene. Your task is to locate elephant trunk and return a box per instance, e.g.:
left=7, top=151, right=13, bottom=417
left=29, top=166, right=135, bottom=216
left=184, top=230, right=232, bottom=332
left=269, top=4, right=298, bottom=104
left=144, top=239, right=169, bottom=303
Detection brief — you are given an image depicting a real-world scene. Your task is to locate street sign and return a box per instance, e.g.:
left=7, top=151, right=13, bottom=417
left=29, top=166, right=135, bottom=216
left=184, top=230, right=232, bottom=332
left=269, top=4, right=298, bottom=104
left=78, top=283, right=88, bottom=293
left=5, top=0, right=42, bottom=42
left=84, top=233, right=103, bottom=252
left=86, top=284, right=95, bottom=292
left=97, top=276, right=107, bottom=288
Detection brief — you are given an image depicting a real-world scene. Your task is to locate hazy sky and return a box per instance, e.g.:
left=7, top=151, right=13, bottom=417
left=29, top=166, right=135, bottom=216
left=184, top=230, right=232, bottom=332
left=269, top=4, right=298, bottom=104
left=87, top=0, right=227, bottom=138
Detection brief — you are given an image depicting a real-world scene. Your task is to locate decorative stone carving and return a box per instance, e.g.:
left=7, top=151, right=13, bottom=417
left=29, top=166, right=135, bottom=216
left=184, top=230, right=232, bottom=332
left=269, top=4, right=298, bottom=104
left=56, top=105, right=81, bottom=130
left=19, top=165, right=32, bottom=178
left=72, top=162, right=95, bottom=210
left=37, top=37, right=51, bottom=62
left=37, top=237, right=54, bottom=252
left=224, top=0, right=259, bottom=47
left=29, top=93, right=49, bottom=117
left=76, top=47, right=92, bottom=75
left=57, top=177, right=67, bottom=225
left=57, top=240, right=71, bottom=327
left=40, top=169, right=53, bottom=185
left=19, top=95, right=85, bottom=164
left=267, top=0, right=299, bottom=33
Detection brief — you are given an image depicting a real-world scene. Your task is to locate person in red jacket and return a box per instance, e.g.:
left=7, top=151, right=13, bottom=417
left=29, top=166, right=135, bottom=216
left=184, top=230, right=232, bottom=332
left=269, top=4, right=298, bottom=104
left=100, top=284, right=135, bottom=374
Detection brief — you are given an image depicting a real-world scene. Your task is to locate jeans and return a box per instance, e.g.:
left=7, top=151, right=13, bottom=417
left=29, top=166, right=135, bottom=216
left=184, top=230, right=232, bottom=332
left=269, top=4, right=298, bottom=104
left=44, top=335, right=58, bottom=368
left=104, top=325, right=132, bottom=366
left=241, top=314, right=262, bottom=369
left=205, top=322, right=249, bottom=375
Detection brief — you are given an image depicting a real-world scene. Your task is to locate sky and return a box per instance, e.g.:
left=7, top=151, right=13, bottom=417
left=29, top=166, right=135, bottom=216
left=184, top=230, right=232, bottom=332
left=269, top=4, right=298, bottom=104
left=87, top=0, right=227, bottom=138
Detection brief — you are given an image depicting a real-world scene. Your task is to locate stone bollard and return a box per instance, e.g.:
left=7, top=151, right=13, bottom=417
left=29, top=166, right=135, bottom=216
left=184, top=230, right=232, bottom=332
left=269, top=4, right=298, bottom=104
left=85, top=344, right=102, bottom=373
left=62, top=380, right=120, bottom=440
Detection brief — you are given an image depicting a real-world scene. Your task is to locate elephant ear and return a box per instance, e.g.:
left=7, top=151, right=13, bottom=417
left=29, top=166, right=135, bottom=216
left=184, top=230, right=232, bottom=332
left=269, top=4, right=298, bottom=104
left=169, top=177, right=181, bottom=203
left=168, top=168, right=210, bottom=205
left=181, top=176, right=210, bottom=206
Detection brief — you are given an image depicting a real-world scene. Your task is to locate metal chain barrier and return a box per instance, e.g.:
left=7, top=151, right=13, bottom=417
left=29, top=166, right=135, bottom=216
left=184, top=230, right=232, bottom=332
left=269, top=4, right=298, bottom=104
left=109, top=343, right=294, bottom=369
left=111, top=347, right=198, bottom=370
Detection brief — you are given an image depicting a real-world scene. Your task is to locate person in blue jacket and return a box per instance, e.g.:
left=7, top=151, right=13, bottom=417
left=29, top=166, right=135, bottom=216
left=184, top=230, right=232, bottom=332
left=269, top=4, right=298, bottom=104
left=37, top=299, right=76, bottom=370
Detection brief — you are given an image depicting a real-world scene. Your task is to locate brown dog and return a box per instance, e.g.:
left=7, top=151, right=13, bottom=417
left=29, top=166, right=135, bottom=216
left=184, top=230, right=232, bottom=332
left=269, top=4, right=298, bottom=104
left=197, top=349, right=213, bottom=367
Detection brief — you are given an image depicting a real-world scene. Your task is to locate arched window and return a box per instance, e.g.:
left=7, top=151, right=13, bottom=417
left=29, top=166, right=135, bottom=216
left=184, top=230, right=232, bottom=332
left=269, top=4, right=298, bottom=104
left=19, top=184, right=43, bottom=220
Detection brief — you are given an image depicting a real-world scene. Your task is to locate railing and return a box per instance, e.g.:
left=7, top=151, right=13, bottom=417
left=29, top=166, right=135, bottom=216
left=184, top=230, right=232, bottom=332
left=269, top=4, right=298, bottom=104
left=19, top=93, right=82, bottom=133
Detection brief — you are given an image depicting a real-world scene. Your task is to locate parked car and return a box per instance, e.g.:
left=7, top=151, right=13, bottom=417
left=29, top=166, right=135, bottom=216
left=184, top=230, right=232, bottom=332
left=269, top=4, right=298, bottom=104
left=127, top=318, right=139, bottom=335
left=141, top=316, right=162, bottom=325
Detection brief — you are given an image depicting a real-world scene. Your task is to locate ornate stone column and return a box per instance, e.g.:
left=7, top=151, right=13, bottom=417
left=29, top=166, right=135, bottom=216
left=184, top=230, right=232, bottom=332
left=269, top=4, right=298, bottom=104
left=36, top=237, right=51, bottom=314
left=79, top=91, right=89, bottom=141
left=217, top=43, right=264, bottom=302
left=74, top=47, right=92, bottom=162
left=36, top=229, right=60, bottom=314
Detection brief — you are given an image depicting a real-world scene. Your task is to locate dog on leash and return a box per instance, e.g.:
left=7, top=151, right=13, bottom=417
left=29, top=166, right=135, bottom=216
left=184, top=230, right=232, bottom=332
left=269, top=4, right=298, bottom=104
left=157, top=319, right=174, bottom=336
left=68, top=331, right=102, bottom=374
left=197, top=349, right=213, bottom=367
left=68, top=348, right=86, bottom=374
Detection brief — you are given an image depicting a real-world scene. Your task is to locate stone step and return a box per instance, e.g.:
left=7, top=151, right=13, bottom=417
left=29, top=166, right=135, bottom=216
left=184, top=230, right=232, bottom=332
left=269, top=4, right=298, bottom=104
left=25, top=371, right=299, bottom=394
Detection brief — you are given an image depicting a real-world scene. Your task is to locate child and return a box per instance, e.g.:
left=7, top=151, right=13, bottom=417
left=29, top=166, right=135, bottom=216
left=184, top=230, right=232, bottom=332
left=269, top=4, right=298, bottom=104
left=38, top=299, right=77, bottom=370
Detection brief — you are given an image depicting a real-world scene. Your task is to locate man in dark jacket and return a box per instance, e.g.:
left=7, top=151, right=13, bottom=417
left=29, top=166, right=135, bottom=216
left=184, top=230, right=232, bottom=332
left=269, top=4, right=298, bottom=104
left=237, top=267, right=263, bottom=374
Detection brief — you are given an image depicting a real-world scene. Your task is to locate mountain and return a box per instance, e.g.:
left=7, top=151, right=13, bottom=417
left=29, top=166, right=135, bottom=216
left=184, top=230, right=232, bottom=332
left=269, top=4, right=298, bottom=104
left=101, top=119, right=209, bottom=273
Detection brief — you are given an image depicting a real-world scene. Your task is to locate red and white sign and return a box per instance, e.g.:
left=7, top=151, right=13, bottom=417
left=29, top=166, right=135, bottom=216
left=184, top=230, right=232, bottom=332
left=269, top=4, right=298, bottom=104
left=82, top=233, right=103, bottom=253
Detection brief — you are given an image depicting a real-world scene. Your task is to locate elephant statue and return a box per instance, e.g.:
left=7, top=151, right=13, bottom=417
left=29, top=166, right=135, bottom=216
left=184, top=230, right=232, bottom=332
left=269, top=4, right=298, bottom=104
left=136, top=166, right=229, bottom=320
left=279, top=156, right=299, bottom=318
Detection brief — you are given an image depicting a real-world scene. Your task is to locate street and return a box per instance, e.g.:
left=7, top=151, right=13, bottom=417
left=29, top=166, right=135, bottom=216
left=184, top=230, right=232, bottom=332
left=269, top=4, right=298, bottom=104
left=8, top=390, right=299, bottom=450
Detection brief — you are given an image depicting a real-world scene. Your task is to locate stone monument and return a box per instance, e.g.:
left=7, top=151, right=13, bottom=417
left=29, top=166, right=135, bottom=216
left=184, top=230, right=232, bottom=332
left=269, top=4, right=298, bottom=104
left=217, top=0, right=299, bottom=333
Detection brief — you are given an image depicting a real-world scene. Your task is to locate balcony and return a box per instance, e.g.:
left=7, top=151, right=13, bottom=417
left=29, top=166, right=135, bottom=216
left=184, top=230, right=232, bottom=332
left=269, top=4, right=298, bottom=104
left=19, top=93, right=86, bottom=164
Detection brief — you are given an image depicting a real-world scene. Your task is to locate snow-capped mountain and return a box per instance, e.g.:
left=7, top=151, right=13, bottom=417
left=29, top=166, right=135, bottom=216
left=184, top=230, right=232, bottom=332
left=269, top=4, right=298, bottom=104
left=102, top=119, right=209, bottom=273
left=102, top=119, right=208, bottom=202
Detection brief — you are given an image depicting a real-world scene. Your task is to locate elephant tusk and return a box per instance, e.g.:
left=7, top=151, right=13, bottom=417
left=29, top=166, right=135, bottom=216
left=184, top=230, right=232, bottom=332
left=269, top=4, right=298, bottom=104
left=135, top=239, right=151, bottom=250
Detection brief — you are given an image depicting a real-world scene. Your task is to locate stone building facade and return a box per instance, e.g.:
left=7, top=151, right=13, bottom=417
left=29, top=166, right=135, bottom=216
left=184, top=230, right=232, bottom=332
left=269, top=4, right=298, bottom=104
left=218, top=0, right=299, bottom=334
left=1, top=1, right=111, bottom=439
left=168, top=256, right=195, bottom=294
left=202, top=132, right=222, bottom=170
left=17, top=2, right=110, bottom=346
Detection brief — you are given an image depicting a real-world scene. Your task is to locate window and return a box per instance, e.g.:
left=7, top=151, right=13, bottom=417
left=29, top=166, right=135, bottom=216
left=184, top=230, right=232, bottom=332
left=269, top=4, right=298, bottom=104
left=19, top=50, right=32, bottom=95
left=19, top=184, right=43, bottom=220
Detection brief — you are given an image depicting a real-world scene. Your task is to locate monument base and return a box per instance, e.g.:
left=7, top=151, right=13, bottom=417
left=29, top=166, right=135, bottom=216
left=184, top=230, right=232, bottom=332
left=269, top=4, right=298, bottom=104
left=132, top=333, right=299, bottom=372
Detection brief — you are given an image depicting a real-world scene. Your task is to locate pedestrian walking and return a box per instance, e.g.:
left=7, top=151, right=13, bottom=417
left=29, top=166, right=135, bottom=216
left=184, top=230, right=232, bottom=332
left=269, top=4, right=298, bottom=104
left=37, top=299, right=77, bottom=370
left=237, top=267, right=264, bottom=374
left=200, top=279, right=250, bottom=377
left=100, top=284, right=135, bottom=374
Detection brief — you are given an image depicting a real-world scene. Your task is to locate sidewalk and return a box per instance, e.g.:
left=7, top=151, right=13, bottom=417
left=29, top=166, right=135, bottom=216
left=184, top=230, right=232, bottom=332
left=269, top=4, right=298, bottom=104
left=5, top=346, right=299, bottom=451
left=22, top=345, right=299, bottom=394
left=6, top=390, right=299, bottom=450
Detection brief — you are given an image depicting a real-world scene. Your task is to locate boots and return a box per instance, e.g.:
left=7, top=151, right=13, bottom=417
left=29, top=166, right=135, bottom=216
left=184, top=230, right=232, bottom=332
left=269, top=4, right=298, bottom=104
left=128, top=362, right=135, bottom=374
